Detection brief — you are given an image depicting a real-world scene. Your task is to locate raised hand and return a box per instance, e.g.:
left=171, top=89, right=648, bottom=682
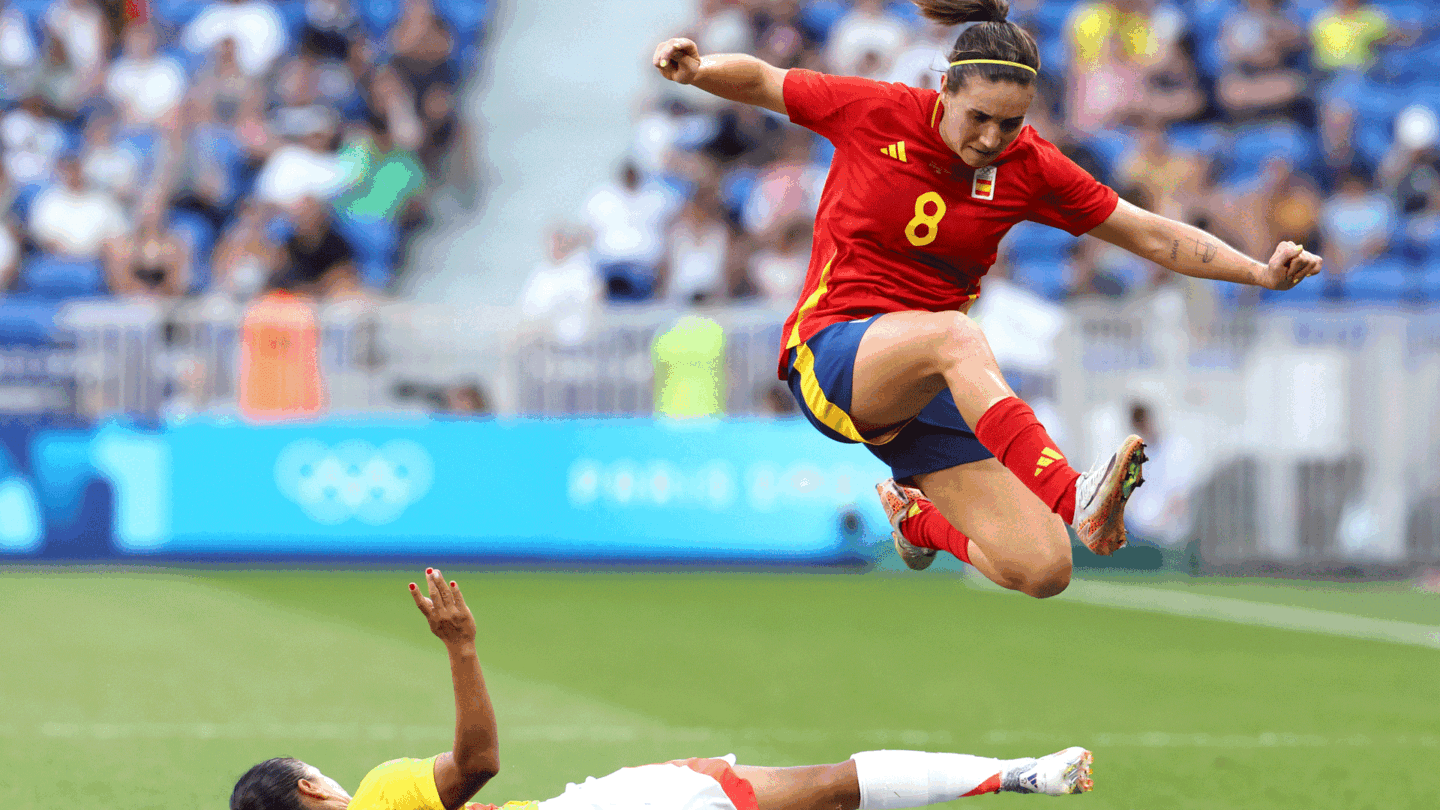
left=653, top=37, right=702, bottom=84
left=410, top=568, right=476, bottom=647
left=1259, top=241, right=1323, bottom=291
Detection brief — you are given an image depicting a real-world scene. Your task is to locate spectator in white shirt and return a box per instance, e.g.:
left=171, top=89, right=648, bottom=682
left=183, top=0, right=288, bottom=78
left=520, top=225, right=602, bottom=347
left=42, top=0, right=107, bottom=73
left=0, top=217, right=18, bottom=291
left=0, top=1, right=38, bottom=102
left=253, top=110, right=344, bottom=206
left=0, top=95, right=64, bottom=186
left=1123, top=402, right=1196, bottom=548
left=885, top=26, right=949, bottom=88
left=106, top=23, right=188, bottom=125
left=748, top=218, right=811, bottom=306
left=1320, top=169, right=1394, bottom=274
left=582, top=162, right=676, bottom=302
left=825, top=0, right=909, bottom=78
left=29, top=154, right=127, bottom=260
left=665, top=191, right=730, bottom=304
left=80, top=111, right=141, bottom=204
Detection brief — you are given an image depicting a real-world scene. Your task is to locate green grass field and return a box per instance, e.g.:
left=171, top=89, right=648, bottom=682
left=2, top=567, right=1436, bottom=810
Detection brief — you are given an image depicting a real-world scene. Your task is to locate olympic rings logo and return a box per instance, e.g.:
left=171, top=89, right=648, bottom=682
left=274, top=439, right=434, bottom=525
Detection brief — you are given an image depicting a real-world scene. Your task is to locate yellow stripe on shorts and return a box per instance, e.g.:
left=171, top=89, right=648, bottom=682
left=792, top=341, right=866, bottom=443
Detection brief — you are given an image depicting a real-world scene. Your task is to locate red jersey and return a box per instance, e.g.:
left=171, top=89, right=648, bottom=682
left=776, top=69, right=1119, bottom=378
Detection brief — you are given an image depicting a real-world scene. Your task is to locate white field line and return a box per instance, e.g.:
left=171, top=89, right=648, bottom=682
left=1029, top=578, right=1440, bottom=649
left=7, top=722, right=1436, bottom=750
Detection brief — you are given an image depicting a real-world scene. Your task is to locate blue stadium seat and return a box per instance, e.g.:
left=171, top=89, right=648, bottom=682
left=798, top=0, right=847, bottom=44
left=1082, top=128, right=1135, bottom=181
left=719, top=167, right=758, bottom=222
left=0, top=298, right=59, bottom=347
left=434, top=0, right=488, bottom=36
left=275, top=0, right=309, bottom=42
left=1011, top=260, right=1068, bottom=302
left=884, top=0, right=923, bottom=29
left=21, top=257, right=106, bottom=299
left=1029, top=0, right=1083, bottom=39
left=1340, top=259, right=1413, bottom=302
left=334, top=212, right=398, bottom=290
left=150, top=0, right=206, bottom=27
left=1281, top=0, right=1330, bottom=25
left=1224, top=123, right=1318, bottom=183
left=1417, top=266, right=1440, bottom=302
left=1407, top=223, right=1440, bottom=266
left=1165, top=122, right=1225, bottom=156
left=1038, top=36, right=1067, bottom=78
left=168, top=209, right=217, bottom=293
left=1374, top=41, right=1437, bottom=85
left=358, top=0, right=403, bottom=39
left=1003, top=221, right=1073, bottom=264
left=8, top=0, right=50, bottom=27
left=1370, top=0, right=1429, bottom=25
left=1260, top=276, right=1332, bottom=307
left=1188, top=0, right=1234, bottom=79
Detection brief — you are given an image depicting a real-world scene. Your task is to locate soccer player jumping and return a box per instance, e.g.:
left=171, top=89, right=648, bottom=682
left=230, top=571, right=1093, bottom=810
left=653, top=0, right=1321, bottom=597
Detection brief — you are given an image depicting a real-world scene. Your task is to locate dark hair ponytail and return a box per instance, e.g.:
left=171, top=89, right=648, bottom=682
left=913, top=0, right=1040, bottom=91
left=231, top=758, right=309, bottom=810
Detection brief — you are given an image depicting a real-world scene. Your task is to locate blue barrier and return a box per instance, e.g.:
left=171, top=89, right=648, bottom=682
left=0, top=417, right=891, bottom=564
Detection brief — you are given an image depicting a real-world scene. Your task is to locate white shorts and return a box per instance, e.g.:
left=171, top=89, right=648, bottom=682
left=537, top=755, right=742, bottom=810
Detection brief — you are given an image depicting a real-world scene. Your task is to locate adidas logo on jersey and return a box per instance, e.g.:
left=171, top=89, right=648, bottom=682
left=1034, top=446, right=1064, bottom=476
left=972, top=165, right=997, bottom=200
left=881, top=141, right=907, bottom=162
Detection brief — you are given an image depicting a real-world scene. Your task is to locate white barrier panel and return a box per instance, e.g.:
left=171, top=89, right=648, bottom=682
left=38, top=295, right=1440, bottom=567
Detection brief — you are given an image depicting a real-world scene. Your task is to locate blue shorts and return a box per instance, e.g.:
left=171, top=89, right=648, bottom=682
left=785, top=316, right=994, bottom=480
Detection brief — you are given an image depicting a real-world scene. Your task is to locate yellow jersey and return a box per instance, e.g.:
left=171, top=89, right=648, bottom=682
left=348, top=756, right=538, bottom=810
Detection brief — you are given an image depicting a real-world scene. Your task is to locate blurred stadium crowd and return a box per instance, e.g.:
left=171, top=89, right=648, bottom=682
left=525, top=0, right=1440, bottom=328
left=0, top=0, right=486, bottom=318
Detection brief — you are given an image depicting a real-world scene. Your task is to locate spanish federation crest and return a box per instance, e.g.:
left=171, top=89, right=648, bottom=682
left=972, top=166, right=997, bottom=200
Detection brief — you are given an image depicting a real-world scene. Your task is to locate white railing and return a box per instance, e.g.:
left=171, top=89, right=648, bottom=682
left=42, top=292, right=1440, bottom=566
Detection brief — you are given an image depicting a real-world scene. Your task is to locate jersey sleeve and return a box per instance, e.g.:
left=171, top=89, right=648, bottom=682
left=349, top=757, right=446, bottom=810
left=783, top=69, right=888, bottom=141
left=1025, top=138, right=1119, bottom=236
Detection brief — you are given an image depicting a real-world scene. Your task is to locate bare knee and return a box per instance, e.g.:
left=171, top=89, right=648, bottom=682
left=998, top=553, right=1072, bottom=599
left=1018, top=559, right=1071, bottom=598
left=924, top=311, right=989, bottom=372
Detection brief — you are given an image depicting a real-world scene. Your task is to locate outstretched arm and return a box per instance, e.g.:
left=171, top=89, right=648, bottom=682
left=653, top=37, right=789, bottom=116
left=1088, top=198, right=1323, bottom=291
left=411, top=568, right=499, bottom=810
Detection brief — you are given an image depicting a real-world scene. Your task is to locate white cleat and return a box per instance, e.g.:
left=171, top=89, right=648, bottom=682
left=1071, top=434, right=1147, bottom=556
left=1002, top=746, right=1093, bottom=795
left=875, top=479, right=938, bottom=571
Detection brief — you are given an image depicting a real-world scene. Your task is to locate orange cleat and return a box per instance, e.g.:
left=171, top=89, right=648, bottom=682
left=875, top=479, right=939, bottom=571
left=1071, top=435, right=1147, bottom=556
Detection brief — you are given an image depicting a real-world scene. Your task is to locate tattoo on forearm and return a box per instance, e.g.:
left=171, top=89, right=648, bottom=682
left=1189, top=237, right=1217, bottom=263
left=1171, top=239, right=1179, bottom=261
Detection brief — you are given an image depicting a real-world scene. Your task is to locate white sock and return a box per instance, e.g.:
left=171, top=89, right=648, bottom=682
left=849, top=750, right=1028, bottom=808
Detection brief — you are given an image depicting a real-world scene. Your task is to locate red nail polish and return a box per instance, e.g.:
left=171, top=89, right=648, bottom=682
left=426, top=568, right=433, bottom=574
left=450, top=581, right=456, bottom=587
left=409, top=583, right=417, bottom=590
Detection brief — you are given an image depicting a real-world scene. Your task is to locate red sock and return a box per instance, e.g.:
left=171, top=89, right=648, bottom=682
left=899, top=500, right=972, bottom=564
left=972, top=396, right=1079, bottom=523
left=963, top=774, right=1002, bottom=796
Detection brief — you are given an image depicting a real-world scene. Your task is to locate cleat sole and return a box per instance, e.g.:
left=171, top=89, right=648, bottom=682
left=1069, top=749, right=1094, bottom=794
left=1076, top=436, right=1146, bottom=556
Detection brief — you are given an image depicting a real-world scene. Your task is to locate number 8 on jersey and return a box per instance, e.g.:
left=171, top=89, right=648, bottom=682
left=905, top=191, right=946, bottom=247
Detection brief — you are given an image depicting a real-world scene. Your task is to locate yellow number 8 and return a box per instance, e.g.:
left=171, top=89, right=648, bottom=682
left=905, top=191, right=946, bottom=247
